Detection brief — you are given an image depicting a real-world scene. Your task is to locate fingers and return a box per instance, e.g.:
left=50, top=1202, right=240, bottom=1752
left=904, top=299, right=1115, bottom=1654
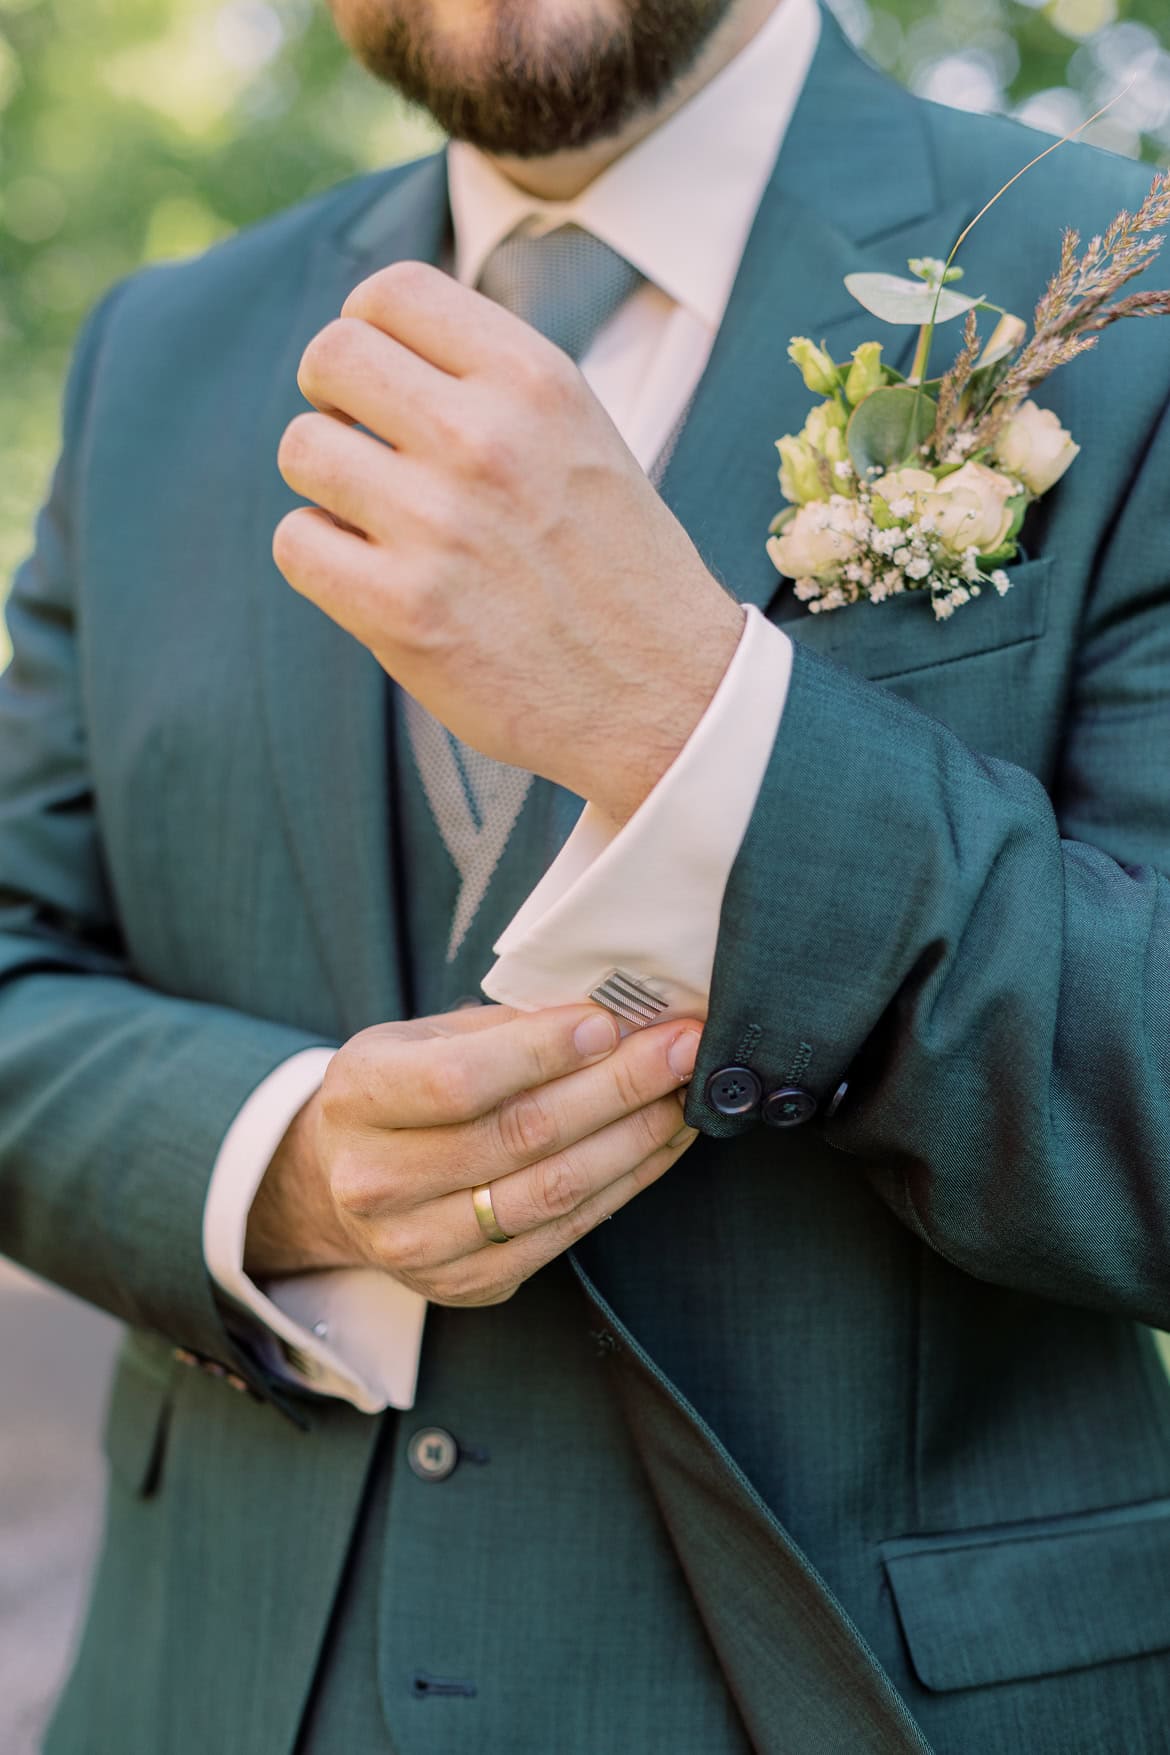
left=423, top=1122, right=700, bottom=1307
left=278, top=411, right=400, bottom=545
left=297, top=316, right=465, bottom=452
left=323, top=1002, right=626, bottom=1134
left=341, top=259, right=546, bottom=379
left=272, top=503, right=410, bottom=653
left=461, top=1015, right=701, bottom=1188
left=468, top=1088, right=693, bottom=1245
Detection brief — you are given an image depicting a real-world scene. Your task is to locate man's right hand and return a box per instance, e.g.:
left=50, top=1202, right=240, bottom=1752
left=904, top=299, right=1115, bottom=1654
left=244, top=1002, right=702, bottom=1307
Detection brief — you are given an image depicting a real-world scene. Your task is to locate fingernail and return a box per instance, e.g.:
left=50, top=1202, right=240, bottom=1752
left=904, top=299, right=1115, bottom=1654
left=574, top=1013, right=619, bottom=1058
left=669, top=1125, right=699, bottom=1150
left=667, top=1029, right=701, bottom=1081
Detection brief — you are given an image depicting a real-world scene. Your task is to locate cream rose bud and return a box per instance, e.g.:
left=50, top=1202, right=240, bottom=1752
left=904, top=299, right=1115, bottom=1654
left=921, top=462, right=1017, bottom=555
left=767, top=503, right=859, bottom=579
left=788, top=337, right=840, bottom=396
left=992, top=400, right=1080, bottom=495
left=845, top=341, right=884, bottom=405
left=776, top=436, right=824, bottom=505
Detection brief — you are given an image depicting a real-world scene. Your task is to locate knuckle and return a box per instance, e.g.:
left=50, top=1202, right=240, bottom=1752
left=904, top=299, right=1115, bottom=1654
left=298, top=318, right=354, bottom=396
left=628, top=1103, right=665, bottom=1160
left=610, top=1049, right=654, bottom=1114
left=328, top=1147, right=383, bottom=1222
left=532, top=1150, right=586, bottom=1221
left=427, top=1257, right=520, bottom=1309
left=495, top=1088, right=558, bottom=1164
left=276, top=411, right=320, bottom=479
left=461, top=421, right=521, bottom=489
left=417, top=1047, right=476, bottom=1122
left=271, top=509, right=306, bottom=574
left=375, top=1218, right=430, bottom=1278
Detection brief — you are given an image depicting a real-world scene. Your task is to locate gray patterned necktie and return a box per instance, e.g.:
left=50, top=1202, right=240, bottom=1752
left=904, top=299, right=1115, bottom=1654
left=406, top=222, right=646, bottom=962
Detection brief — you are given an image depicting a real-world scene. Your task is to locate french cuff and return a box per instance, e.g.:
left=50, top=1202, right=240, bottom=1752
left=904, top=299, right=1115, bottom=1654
left=203, top=1046, right=426, bottom=1415
left=482, top=603, right=793, bottom=1021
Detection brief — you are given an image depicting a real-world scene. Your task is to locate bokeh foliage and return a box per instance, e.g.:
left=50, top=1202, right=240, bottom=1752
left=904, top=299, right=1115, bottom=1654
left=2, top=0, right=1169, bottom=586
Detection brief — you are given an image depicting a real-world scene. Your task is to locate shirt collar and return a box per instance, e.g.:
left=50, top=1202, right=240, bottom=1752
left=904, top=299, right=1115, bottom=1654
left=447, top=0, right=821, bottom=331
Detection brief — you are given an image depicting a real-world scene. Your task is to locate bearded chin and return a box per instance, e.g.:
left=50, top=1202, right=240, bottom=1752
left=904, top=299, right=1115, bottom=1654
left=343, top=0, right=734, bottom=157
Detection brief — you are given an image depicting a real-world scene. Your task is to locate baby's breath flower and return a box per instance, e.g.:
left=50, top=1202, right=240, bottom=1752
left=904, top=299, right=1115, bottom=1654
left=991, top=569, right=1013, bottom=595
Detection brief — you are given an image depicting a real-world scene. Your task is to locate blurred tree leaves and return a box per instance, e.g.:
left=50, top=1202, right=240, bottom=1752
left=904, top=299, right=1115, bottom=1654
left=2, top=0, right=1168, bottom=585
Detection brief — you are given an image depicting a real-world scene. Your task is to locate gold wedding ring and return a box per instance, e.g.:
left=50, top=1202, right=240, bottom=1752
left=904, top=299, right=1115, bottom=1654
left=471, top=1182, right=512, bottom=1244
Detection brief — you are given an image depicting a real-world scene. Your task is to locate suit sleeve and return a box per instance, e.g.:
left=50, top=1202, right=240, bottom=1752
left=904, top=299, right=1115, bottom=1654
left=0, top=285, right=334, bottom=1397
left=689, top=391, right=1170, bottom=1331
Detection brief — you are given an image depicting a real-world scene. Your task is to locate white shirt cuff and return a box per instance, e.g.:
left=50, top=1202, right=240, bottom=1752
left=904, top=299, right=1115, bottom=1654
left=481, top=603, right=792, bottom=1019
left=203, top=1047, right=427, bottom=1415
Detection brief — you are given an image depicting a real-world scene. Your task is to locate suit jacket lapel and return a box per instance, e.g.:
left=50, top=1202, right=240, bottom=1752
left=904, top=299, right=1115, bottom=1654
left=658, top=5, right=971, bottom=631
left=249, top=153, right=450, bottom=1036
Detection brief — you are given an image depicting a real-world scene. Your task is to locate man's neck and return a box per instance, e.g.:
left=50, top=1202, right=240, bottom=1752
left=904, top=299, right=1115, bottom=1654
left=484, top=0, right=787, bottom=202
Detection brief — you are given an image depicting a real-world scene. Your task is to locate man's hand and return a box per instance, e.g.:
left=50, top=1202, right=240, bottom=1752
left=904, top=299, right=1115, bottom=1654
left=244, top=1001, right=701, bottom=1307
left=272, top=261, right=744, bottom=825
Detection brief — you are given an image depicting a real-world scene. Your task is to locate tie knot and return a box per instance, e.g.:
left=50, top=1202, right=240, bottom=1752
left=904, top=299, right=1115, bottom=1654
left=476, top=220, right=645, bottom=362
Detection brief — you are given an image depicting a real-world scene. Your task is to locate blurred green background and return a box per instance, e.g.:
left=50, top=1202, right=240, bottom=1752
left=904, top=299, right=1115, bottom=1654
left=3, top=0, right=1170, bottom=595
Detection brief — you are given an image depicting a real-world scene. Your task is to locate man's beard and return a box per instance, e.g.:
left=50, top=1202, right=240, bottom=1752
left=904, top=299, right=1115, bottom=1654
left=333, top=0, right=737, bottom=157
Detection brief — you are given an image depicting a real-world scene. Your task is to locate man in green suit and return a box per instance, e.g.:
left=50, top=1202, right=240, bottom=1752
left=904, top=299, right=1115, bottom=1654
left=4, top=0, right=1170, bottom=1748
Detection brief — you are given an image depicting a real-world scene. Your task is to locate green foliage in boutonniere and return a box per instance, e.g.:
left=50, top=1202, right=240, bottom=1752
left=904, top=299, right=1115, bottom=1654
left=768, top=152, right=1170, bottom=621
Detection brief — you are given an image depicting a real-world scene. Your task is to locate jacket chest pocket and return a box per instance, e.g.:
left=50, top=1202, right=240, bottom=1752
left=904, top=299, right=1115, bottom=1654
left=782, top=556, right=1053, bottom=683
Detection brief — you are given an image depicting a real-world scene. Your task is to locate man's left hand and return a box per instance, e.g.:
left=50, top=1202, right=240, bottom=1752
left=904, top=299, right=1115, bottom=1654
left=273, top=260, right=744, bottom=824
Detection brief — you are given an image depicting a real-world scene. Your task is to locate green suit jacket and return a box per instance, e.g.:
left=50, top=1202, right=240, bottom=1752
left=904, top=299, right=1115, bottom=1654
left=5, top=12, right=1170, bottom=1753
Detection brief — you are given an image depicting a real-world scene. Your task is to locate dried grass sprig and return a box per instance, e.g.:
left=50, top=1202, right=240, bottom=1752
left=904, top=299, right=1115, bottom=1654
left=973, top=170, right=1170, bottom=449
left=931, top=309, right=981, bottom=448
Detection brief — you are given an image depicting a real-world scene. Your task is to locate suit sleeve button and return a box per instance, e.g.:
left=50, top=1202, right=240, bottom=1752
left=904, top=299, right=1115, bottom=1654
left=704, top=1066, right=763, bottom=1117
left=762, top=1086, right=818, bottom=1128
left=407, top=1427, right=460, bottom=1482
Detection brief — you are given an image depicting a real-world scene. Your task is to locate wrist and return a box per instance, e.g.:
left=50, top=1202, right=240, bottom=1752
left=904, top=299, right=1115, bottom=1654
left=592, top=594, right=745, bottom=825
left=243, top=1089, right=357, bottom=1278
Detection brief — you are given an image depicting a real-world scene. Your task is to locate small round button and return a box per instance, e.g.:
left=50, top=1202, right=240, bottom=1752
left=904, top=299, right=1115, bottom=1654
left=407, top=1426, right=459, bottom=1482
left=762, top=1085, right=818, bottom=1128
left=704, top=1065, right=763, bottom=1117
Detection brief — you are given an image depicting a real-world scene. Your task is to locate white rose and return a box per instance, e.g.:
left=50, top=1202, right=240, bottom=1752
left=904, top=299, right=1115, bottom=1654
left=872, top=467, right=937, bottom=506
left=920, top=462, right=1018, bottom=556
left=991, top=400, right=1080, bottom=495
left=767, top=503, right=859, bottom=580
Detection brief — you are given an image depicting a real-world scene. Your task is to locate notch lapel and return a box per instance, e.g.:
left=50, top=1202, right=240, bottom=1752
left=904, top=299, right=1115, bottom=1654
left=249, top=153, right=450, bottom=1035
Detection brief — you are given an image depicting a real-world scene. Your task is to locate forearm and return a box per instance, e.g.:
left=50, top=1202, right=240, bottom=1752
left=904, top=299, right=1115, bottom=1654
left=0, top=958, right=334, bottom=1370
left=688, top=636, right=1170, bottom=1326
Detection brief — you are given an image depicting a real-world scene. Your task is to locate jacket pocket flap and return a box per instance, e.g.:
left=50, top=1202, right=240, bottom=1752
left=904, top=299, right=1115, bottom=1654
left=881, top=1497, right=1170, bottom=1691
left=785, top=555, right=1052, bottom=682
left=102, top=1329, right=179, bottom=1497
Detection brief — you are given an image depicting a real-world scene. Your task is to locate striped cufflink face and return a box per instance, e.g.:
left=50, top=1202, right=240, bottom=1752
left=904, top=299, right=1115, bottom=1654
left=588, top=969, right=670, bottom=1029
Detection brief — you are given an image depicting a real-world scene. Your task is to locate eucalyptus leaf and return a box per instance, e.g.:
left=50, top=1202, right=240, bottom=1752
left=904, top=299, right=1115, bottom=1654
left=844, top=272, right=984, bottom=327
left=846, top=385, right=937, bottom=476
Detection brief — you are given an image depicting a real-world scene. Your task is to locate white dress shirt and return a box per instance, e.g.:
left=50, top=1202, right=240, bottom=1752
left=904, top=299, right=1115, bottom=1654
left=204, top=0, right=820, bottom=1414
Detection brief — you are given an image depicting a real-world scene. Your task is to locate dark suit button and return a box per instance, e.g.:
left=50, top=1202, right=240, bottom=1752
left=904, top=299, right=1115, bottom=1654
left=407, top=1427, right=459, bottom=1482
left=705, top=1066, right=762, bottom=1116
left=762, top=1086, right=818, bottom=1127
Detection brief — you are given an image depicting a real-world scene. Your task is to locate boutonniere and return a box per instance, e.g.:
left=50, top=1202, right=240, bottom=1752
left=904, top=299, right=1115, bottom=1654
left=767, top=134, right=1170, bottom=622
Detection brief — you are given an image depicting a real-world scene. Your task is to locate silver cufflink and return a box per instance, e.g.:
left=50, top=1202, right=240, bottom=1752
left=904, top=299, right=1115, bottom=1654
left=589, top=969, right=670, bottom=1029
